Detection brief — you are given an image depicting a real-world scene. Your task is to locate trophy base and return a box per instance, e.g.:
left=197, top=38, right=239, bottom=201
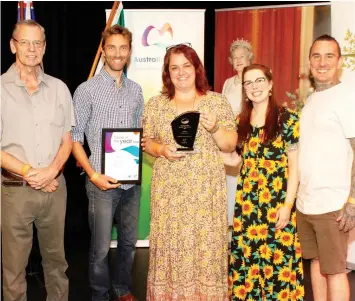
left=176, top=147, right=197, bottom=154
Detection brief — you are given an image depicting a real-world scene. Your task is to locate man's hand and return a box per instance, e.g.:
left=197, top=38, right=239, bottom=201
left=337, top=202, right=355, bottom=232
left=90, top=173, right=121, bottom=191
left=141, top=137, right=147, bottom=151
left=41, top=179, right=59, bottom=193
left=24, top=166, right=58, bottom=189
left=141, top=134, right=154, bottom=152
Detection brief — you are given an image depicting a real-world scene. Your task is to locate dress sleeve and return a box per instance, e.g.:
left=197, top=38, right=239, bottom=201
left=142, top=95, right=158, bottom=138
left=215, top=93, right=237, bottom=131
left=281, top=108, right=300, bottom=146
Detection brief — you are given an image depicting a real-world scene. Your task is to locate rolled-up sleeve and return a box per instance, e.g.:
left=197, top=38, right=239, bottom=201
left=136, top=86, right=144, bottom=127
left=142, top=96, right=158, bottom=138
left=72, top=83, right=92, bottom=144
left=63, top=83, right=75, bottom=132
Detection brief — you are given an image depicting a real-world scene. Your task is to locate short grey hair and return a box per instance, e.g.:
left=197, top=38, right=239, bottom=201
left=12, top=20, right=46, bottom=41
left=228, top=39, right=254, bottom=64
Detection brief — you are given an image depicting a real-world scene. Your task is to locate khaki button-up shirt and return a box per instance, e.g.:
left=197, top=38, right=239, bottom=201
left=1, top=64, right=75, bottom=168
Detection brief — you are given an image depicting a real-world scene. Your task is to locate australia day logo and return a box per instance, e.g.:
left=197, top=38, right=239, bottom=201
left=133, top=23, right=174, bottom=68
left=141, top=23, right=173, bottom=48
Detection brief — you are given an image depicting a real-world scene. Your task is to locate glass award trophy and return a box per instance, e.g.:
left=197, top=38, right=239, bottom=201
left=171, top=111, right=200, bottom=153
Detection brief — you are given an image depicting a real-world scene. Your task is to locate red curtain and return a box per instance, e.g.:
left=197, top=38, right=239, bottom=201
left=215, top=7, right=302, bottom=104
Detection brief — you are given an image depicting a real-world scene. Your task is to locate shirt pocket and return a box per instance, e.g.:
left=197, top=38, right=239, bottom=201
left=50, top=104, right=65, bottom=136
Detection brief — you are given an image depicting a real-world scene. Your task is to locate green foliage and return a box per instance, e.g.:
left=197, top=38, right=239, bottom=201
left=283, top=88, right=314, bottom=111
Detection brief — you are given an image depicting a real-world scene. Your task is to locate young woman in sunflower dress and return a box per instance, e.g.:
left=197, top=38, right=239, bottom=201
left=222, top=64, right=305, bottom=301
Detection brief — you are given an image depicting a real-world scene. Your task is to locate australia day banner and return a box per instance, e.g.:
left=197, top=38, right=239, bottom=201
left=106, top=9, right=206, bottom=246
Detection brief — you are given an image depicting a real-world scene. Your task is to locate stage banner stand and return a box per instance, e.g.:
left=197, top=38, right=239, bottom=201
left=105, top=9, right=206, bottom=248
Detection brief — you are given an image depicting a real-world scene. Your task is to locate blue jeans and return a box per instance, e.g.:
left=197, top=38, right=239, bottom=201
left=86, top=180, right=140, bottom=301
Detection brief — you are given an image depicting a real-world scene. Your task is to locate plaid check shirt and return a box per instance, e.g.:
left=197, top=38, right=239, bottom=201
left=72, top=68, right=144, bottom=190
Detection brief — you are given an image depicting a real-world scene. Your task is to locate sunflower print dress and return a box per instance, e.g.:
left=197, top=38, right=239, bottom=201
left=229, top=108, right=305, bottom=301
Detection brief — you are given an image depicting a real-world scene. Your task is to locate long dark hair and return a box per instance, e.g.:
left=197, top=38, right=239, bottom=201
left=237, top=64, right=282, bottom=147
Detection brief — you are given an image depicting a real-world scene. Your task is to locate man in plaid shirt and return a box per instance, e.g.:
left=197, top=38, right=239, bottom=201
left=72, top=25, right=144, bottom=301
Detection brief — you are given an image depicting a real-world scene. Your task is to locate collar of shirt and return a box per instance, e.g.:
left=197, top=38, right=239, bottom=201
left=99, top=68, right=127, bottom=89
left=2, top=63, right=49, bottom=87
left=233, top=75, right=241, bottom=86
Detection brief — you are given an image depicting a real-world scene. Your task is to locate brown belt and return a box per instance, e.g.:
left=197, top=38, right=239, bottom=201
left=1, top=168, right=63, bottom=187
left=1, top=169, right=29, bottom=187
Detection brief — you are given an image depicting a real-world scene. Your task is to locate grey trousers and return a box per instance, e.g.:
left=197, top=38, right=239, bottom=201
left=1, top=174, right=69, bottom=301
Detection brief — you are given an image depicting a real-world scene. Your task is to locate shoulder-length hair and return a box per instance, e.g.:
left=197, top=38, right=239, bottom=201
left=238, top=64, right=282, bottom=146
left=162, top=44, right=210, bottom=99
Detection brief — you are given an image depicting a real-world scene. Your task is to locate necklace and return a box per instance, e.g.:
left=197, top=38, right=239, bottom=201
left=174, top=93, right=197, bottom=114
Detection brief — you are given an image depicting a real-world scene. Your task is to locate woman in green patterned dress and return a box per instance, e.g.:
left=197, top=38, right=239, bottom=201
left=223, top=64, right=305, bottom=301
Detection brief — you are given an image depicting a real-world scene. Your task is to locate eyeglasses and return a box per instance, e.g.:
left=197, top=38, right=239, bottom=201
left=166, top=42, right=192, bottom=52
left=242, top=77, right=267, bottom=89
left=12, top=37, right=45, bottom=49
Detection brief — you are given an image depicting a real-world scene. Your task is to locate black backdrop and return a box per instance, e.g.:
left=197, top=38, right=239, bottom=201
left=1, top=0, right=310, bottom=240
left=1, top=1, right=311, bottom=94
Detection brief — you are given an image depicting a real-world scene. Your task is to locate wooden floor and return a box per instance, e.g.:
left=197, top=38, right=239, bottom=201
left=21, top=240, right=355, bottom=301
left=6, top=168, right=355, bottom=301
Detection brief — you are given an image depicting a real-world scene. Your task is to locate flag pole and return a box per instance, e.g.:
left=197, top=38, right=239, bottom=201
left=19, top=1, right=24, bottom=21
left=88, top=1, right=120, bottom=80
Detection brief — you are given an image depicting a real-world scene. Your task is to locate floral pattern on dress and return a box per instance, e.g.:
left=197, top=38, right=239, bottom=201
left=143, top=91, right=236, bottom=301
left=229, top=108, right=304, bottom=301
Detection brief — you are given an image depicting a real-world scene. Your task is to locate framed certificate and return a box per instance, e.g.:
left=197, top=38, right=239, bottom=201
left=101, top=128, right=143, bottom=184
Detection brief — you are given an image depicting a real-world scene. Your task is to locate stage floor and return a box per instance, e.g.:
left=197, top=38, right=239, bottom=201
left=9, top=168, right=355, bottom=301
left=19, top=237, right=355, bottom=301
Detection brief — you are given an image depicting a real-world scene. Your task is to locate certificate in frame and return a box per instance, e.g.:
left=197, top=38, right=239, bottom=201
left=101, top=128, right=143, bottom=184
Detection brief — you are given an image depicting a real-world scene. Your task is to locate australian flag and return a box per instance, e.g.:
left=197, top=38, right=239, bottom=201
left=17, top=1, right=35, bottom=21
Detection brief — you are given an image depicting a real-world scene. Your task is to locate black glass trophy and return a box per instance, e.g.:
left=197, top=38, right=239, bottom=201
left=171, top=111, right=200, bottom=153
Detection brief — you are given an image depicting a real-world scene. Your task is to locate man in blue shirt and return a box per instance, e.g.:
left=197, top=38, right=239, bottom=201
left=72, top=25, right=144, bottom=301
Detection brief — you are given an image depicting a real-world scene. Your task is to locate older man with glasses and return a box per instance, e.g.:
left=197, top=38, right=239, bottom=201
left=1, top=20, right=75, bottom=301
